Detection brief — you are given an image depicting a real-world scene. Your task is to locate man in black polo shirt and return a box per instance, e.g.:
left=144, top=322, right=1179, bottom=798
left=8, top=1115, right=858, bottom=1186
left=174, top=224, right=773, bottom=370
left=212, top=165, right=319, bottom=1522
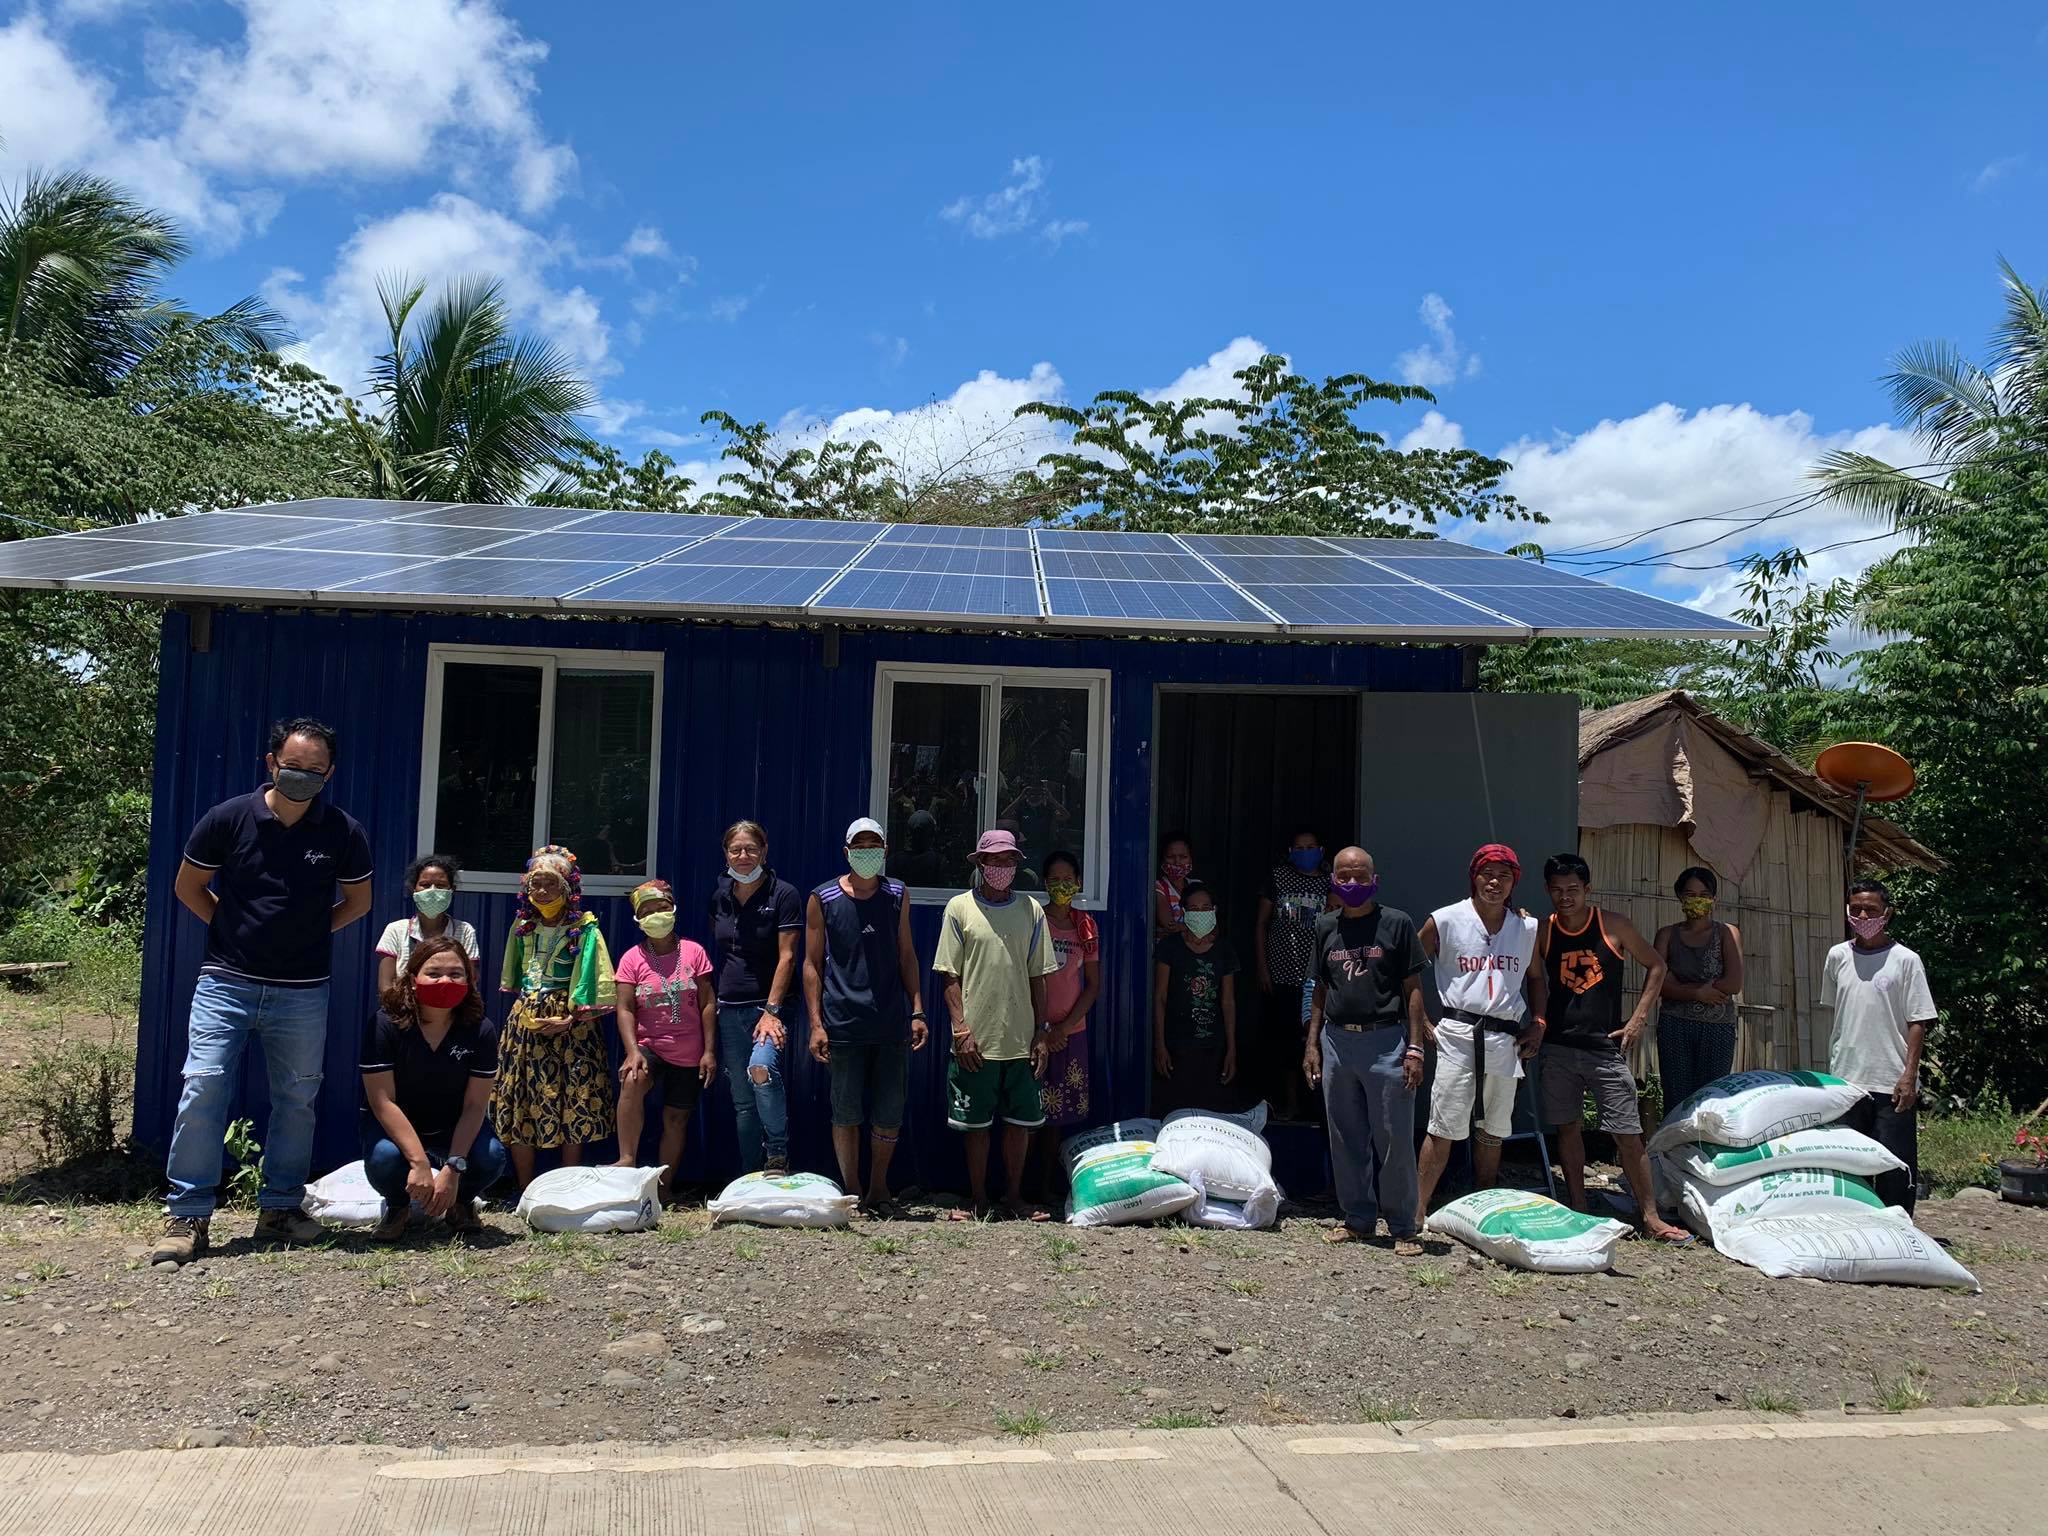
left=1302, top=847, right=1431, bottom=1256
left=151, top=718, right=375, bottom=1265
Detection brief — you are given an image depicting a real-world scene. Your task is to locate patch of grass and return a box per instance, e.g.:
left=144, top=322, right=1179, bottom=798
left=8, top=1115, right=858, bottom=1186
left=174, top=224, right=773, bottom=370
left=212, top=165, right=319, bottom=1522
left=1949, top=1240, right=2043, bottom=1267
left=866, top=1235, right=905, bottom=1257
left=434, top=1248, right=483, bottom=1280
left=655, top=1221, right=701, bottom=1245
left=1743, top=1388, right=1804, bottom=1414
left=1409, top=1264, right=1453, bottom=1290
left=1225, top=1278, right=1264, bottom=1297
left=1921, top=1107, right=2021, bottom=1197
left=366, top=1268, right=399, bottom=1291
left=1140, top=1412, right=1207, bottom=1429
left=25, top=1259, right=67, bottom=1282
left=1021, top=1348, right=1062, bottom=1371
left=2, top=1286, right=27, bottom=1301
left=108, top=1298, right=133, bottom=1312
left=404, top=1290, right=433, bottom=1308
left=500, top=1283, right=553, bottom=1306
left=996, top=1408, right=1051, bottom=1438
left=1486, top=1270, right=1535, bottom=1298
left=1972, top=1382, right=2048, bottom=1407
left=1042, top=1234, right=1080, bottom=1261
left=1071, top=1294, right=1100, bottom=1311
left=201, top=1278, right=234, bottom=1301
left=1357, top=1395, right=1420, bottom=1424
left=1871, top=1367, right=1931, bottom=1414
left=513, top=1257, right=551, bottom=1280
left=734, top=1238, right=764, bottom=1262
left=569, top=1248, right=617, bottom=1276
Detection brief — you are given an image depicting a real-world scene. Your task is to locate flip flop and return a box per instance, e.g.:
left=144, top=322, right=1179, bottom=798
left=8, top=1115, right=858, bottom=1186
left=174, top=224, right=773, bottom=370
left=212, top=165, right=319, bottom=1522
left=1322, top=1225, right=1366, bottom=1245
left=1648, top=1227, right=1696, bottom=1245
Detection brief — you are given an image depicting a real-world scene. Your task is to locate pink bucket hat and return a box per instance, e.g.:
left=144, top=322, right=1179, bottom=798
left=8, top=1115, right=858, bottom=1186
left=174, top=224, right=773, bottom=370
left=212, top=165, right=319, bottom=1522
left=973, top=829, right=1020, bottom=860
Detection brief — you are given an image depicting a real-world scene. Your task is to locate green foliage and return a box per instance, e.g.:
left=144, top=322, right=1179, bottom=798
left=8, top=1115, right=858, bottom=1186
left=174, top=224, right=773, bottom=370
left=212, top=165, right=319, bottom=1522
left=1857, top=454, right=2048, bottom=1105
left=3, top=1036, right=133, bottom=1164
left=338, top=274, right=594, bottom=503
left=1019, top=353, right=1539, bottom=537
left=71, top=789, right=151, bottom=930
left=223, top=1118, right=264, bottom=1209
left=1479, top=636, right=1719, bottom=710
left=538, top=438, right=697, bottom=511
left=1689, top=551, right=1867, bottom=755
left=0, top=904, right=141, bottom=1016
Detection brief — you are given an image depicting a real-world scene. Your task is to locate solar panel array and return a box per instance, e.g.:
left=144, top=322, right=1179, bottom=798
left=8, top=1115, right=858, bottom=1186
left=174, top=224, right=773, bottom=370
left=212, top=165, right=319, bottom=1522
left=0, top=498, right=1755, bottom=641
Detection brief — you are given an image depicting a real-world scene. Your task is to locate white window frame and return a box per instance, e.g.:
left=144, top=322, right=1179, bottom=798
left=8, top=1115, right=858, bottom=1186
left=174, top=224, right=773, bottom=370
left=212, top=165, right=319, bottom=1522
left=419, top=642, right=665, bottom=896
left=870, top=660, right=1110, bottom=907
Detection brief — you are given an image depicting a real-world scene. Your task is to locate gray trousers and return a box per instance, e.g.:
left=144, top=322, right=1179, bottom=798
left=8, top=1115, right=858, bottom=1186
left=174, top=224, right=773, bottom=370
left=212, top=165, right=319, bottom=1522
left=1321, top=1023, right=1420, bottom=1238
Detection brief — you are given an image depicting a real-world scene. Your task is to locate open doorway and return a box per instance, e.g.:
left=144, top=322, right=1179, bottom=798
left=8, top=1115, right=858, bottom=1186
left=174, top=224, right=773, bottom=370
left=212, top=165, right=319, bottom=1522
left=1153, top=688, right=1361, bottom=1123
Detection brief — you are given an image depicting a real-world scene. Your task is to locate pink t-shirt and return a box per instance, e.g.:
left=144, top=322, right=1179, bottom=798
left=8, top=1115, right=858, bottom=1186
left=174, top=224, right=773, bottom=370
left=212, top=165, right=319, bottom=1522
left=1045, top=909, right=1098, bottom=1034
left=614, top=940, right=713, bottom=1067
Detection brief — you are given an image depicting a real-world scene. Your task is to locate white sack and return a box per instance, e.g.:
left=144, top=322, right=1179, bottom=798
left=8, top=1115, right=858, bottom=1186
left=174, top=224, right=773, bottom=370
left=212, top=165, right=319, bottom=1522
left=1185, top=1175, right=1279, bottom=1231
left=517, top=1164, right=666, bottom=1233
left=1648, top=1071, right=1865, bottom=1154
left=301, top=1159, right=386, bottom=1228
left=1677, top=1167, right=1886, bottom=1244
left=1149, top=1113, right=1275, bottom=1204
left=1712, top=1208, right=1980, bottom=1290
left=1665, top=1128, right=1907, bottom=1188
left=1064, top=1140, right=1198, bottom=1227
left=707, top=1170, right=857, bottom=1229
left=1425, top=1188, right=1629, bottom=1273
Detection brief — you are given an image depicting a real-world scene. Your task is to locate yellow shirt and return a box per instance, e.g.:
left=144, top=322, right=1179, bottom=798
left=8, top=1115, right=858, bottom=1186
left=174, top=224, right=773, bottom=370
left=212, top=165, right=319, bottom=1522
left=932, top=891, right=1058, bottom=1061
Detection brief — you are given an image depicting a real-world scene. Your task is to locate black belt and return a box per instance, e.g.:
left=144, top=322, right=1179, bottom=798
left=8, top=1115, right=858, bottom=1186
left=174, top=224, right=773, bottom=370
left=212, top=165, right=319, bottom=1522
left=1443, top=1006, right=1525, bottom=1033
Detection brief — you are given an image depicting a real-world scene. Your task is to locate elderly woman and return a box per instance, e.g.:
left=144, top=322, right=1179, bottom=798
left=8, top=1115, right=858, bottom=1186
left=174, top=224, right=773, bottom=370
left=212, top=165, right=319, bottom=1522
left=361, top=936, right=506, bottom=1240
left=493, top=845, right=616, bottom=1189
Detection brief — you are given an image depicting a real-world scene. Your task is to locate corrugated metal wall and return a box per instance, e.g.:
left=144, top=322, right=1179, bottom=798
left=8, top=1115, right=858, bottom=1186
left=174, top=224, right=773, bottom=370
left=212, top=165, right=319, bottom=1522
left=140, top=606, right=1462, bottom=1192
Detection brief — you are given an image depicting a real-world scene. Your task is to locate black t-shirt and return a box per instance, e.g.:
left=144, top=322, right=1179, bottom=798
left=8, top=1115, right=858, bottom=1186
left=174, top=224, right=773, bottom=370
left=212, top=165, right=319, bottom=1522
left=1155, top=934, right=1240, bottom=1047
left=1315, top=905, right=1425, bottom=1030
left=708, top=872, right=804, bottom=1005
left=359, top=1009, right=499, bottom=1143
left=183, top=787, right=374, bottom=986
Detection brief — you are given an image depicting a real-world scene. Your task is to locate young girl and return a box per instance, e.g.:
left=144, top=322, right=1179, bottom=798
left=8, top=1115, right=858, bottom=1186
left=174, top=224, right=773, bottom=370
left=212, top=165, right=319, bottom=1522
left=494, top=845, right=616, bottom=1189
left=374, top=853, right=481, bottom=995
left=1034, top=850, right=1100, bottom=1194
left=361, top=937, right=504, bottom=1240
left=612, top=880, right=717, bottom=1206
left=1152, top=882, right=1239, bottom=1115
left=1154, top=833, right=1195, bottom=940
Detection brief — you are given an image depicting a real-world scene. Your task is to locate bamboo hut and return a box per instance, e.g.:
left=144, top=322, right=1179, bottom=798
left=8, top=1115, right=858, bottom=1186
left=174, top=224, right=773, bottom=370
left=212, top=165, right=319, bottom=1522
left=1576, top=690, right=1941, bottom=1081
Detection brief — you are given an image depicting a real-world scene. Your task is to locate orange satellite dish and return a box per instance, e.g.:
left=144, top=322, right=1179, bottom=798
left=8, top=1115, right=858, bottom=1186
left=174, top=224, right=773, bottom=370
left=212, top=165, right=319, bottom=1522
left=1815, top=742, right=1915, bottom=803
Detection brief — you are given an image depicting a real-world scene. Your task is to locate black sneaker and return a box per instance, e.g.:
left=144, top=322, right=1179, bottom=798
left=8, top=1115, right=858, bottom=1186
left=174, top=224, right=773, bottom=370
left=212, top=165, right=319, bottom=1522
left=150, top=1216, right=209, bottom=1266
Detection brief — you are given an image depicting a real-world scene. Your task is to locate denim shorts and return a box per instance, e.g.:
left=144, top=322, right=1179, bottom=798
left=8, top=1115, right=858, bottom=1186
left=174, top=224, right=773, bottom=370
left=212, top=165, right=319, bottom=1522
left=828, top=1040, right=911, bottom=1129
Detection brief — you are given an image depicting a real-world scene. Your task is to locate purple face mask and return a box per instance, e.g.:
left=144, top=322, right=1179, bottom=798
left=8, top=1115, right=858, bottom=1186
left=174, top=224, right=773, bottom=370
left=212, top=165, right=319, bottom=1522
left=1333, top=878, right=1378, bottom=908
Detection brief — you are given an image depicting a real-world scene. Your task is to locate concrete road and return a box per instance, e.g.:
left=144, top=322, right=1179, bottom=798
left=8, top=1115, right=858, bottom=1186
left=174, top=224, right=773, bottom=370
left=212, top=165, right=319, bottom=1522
left=1, top=1408, right=2035, bottom=1535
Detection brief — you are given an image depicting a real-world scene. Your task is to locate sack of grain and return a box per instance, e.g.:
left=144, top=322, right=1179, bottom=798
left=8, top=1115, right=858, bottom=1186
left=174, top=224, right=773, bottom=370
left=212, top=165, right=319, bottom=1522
left=1185, top=1176, right=1279, bottom=1231
left=707, top=1170, right=857, bottom=1229
left=517, top=1164, right=666, bottom=1233
left=1647, top=1071, right=1865, bottom=1154
left=1149, top=1113, right=1275, bottom=1204
left=1664, top=1127, right=1907, bottom=1188
left=1064, top=1140, right=1198, bottom=1227
left=300, top=1159, right=386, bottom=1228
left=1425, top=1188, right=1629, bottom=1273
left=1711, top=1208, right=1979, bottom=1289
left=1677, top=1167, right=1886, bottom=1243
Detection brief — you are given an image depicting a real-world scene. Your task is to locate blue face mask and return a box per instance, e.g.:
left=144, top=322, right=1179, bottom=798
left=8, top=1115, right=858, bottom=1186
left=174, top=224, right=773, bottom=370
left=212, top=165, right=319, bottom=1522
left=1288, top=847, right=1323, bottom=872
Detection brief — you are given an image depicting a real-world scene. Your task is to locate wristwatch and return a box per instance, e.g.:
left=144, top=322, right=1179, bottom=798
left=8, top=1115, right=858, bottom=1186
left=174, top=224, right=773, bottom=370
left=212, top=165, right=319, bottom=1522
left=911, top=1009, right=927, bottom=1021
left=445, top=1155, right=468, bottom=1173
left=763, top=1001, right=783, bottom=1018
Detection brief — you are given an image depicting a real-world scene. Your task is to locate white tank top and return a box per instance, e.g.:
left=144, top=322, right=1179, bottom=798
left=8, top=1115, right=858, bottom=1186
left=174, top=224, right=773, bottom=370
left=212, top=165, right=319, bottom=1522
left=1430, top=898, right=1537, bottom=1020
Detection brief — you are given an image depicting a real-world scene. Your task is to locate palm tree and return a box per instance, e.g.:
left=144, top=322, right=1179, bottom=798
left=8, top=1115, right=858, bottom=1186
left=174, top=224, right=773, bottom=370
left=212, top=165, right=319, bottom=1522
left=343, top=275, right=595, bottom=503
left=1813, top=258, right=2048, bottom=529
left=0, top=169, right=285, bottom=393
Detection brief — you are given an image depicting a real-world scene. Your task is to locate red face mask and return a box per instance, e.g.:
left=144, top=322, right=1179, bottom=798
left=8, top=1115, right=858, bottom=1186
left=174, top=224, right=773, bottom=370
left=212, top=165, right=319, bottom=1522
left=414, top=977, right=470, bottom=1010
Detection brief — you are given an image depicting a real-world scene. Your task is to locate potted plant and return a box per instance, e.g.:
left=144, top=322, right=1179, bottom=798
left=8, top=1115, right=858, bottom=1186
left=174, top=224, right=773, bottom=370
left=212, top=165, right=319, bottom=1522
left=1999, top=1108, right=2048, bottom=1207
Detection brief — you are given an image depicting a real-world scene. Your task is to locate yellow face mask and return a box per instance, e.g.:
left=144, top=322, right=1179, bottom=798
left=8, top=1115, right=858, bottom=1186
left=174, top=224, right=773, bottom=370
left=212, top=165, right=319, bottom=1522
left=531, top=894, right=567, bottom=921
left=1680, top=895, right=1714, bottom=920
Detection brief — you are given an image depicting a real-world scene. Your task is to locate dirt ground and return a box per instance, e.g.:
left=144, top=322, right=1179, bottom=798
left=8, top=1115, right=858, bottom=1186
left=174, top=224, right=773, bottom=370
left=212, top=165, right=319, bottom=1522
left=1, top=1187, right=2043, bottom=1453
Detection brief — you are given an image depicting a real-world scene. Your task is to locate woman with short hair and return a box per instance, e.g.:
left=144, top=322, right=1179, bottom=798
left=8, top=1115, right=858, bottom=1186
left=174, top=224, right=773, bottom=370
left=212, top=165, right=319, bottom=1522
left=374, top=853, right=481, bottom=995
left=361, top=936, right=505, bottom=1239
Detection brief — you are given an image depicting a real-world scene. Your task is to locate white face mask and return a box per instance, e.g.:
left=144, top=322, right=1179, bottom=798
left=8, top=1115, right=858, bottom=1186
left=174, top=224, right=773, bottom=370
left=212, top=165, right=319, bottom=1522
left=727, top=864, right=764, bottom=885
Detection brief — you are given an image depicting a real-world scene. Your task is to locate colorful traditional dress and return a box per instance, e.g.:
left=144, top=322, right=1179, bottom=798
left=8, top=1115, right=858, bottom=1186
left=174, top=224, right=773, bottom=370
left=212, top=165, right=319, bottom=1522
left=492, top=913, right=616, bottom=1147
left=1038, top=908, right=1098, bottom=1126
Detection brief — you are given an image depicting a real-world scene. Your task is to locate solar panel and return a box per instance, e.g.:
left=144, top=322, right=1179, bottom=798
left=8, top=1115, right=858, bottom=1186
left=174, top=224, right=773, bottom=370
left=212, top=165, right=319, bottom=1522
left=118, top=511, right=371, bottom=546
left=712, top=517, right=879, bottom=542
left=815, top=568, right=1041, bottom=618
left=852, top=543, right=1036, bottom=577
left=1350, top=554, right=1608, bottom=589
left=386, top=504, right=582, bottom=531
left=1176, top=534, right=1342, bottom=557
left=1326, top=537, right=1499, bottom=558
left=273, top=522, right=515, bottom=558
left=1444, top=585, right=1753, bottom=633
left=490, top=531, right=713, bottom=564
left=1043, top=577, right=1274, bottom=625
left=1037, top=548, right=1216, bottom=583
left=1200, top=553, right=1419, bottom=586
left=0, top=536, right=221, bottom=582
left=1034, top=528, right=1187, bottom=553
left=570, top=561, right=832, bottom=608
left=333, top=557, right=641, bottom=600
left=292, top=497, right=457, bottom=521
left=652, top=537, right=853, bottom=570
left=546, top=511, right=738, bottom=539
left=880, top=525, right=1032, bottom=548
left=82, top=548, right=417, bottom=593
left=1243, top=584, right=1523, bottom=630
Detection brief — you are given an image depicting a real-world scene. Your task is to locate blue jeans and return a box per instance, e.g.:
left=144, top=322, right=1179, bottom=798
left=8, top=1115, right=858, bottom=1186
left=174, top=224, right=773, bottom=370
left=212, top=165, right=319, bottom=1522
left=164, top=973, right=330, bottom=1218
left=362, top=1130, right=510, bottom=1206
left=719, top=1003, right=788, bottom=1167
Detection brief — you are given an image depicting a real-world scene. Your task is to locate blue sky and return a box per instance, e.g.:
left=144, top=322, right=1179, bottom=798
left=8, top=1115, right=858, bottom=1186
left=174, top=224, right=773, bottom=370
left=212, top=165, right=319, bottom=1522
left=4, top=1, right=2044, bottom=607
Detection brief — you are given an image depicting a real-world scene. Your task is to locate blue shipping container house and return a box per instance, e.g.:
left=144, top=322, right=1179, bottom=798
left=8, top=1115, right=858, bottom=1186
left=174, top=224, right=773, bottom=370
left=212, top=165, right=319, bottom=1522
left=0, top=500, right=1751, bottom=1197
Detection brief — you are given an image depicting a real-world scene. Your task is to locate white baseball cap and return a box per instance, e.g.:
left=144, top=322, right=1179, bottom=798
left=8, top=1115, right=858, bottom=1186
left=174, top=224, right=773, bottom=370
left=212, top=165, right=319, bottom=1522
left=844, top=816, right=887, bottom=844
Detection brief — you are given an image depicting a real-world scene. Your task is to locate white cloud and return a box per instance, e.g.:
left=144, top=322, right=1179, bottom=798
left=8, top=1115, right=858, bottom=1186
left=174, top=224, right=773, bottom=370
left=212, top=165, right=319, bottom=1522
left=621, top=226, right=671, bottom=261
left=1147, top=336, right=1270, bottom=405
left=0, top=0, right=573, bottom=239
left=705, top=294, right=750, bottom=324
left=1399, top=410, right=1466, bottom=452
left=939, top=156, right=1088, bottom=247
left=1972, top=154, right=2025, bottom=193
left=264, top=193, right=614, bottom=394
left=1484, top=402, right=1925, bottom=609
left=1394, top=292, right=1481, bottom=390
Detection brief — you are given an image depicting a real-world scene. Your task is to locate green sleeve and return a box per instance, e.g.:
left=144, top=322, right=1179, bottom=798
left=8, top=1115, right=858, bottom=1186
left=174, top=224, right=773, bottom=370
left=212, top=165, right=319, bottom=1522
left=500, top=927, right=522, bottom=993
left=572, top=919, right=616, bottom=1009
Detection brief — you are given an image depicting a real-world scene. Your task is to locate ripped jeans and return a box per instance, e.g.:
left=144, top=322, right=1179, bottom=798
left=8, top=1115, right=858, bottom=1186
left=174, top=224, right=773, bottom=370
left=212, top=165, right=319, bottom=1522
left=718, top=1003, right=788, bottom=1169
left=164, top=973, right=330, bottom=1218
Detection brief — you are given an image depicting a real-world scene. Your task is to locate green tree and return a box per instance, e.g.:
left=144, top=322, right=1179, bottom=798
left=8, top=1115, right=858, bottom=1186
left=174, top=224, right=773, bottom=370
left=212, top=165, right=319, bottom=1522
left=0, top=169, right=284, bottom=394
left=1855, top=452, right=2048, bottom=1106
left=340, top=275, right=594, bottom=503
left=538, top=438, right=697, bottom=512
left=1688, top=551, right=1865, bottom=756
left=1479, top=636, right=1720, bottom=711
left=1018, top=353, right=1537, bottom=536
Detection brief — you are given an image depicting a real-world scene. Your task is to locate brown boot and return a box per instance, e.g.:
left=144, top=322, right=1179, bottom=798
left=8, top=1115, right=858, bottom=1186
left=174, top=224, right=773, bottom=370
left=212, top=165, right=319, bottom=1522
left=252, top=1208, right=326, bottom=1246
left=150, top=1215, right=209, bottom=1266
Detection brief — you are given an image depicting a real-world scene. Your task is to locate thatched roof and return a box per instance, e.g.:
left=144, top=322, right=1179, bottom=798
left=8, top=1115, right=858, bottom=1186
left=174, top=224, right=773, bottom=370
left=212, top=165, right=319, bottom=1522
left=1578, top=690, right=1942, bottom=873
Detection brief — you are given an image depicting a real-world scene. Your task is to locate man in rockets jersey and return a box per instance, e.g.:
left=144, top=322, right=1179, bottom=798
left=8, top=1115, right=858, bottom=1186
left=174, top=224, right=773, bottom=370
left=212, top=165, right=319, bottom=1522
left=1414, top=844, right=1548, bottom=1216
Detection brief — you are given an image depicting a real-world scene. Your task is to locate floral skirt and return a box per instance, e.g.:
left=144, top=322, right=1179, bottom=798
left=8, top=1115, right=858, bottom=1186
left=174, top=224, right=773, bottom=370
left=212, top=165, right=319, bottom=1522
left=491, top=997, right=616, bottom=1149
left=1039, top=1031, right=1091, bottom=1127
